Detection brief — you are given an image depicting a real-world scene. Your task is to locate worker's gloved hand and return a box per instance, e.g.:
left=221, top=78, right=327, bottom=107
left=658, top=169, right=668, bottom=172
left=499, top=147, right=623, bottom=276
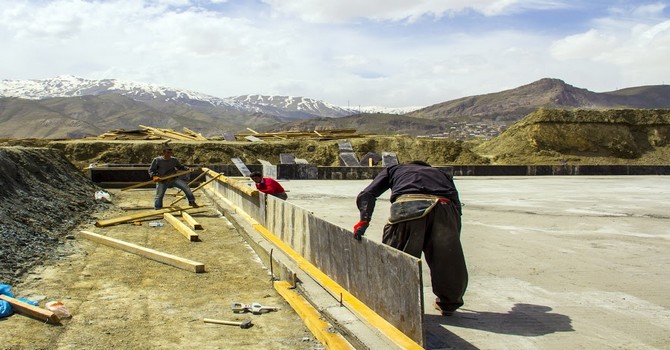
left=353, top=221, right=369, bottom=241
left=152, top=176, right=160, bottom=182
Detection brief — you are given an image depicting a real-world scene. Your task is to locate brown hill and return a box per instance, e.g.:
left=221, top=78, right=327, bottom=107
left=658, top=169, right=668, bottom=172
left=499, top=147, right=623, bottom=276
left=0, top=94, right=284, bottom=139
left=475, top=108, right=670, bottom=164
left=408, top=78, right=670, bottom=123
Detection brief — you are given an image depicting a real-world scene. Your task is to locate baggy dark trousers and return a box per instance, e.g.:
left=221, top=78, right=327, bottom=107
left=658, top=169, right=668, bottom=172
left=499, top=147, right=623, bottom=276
left=382, top=201, right=468, bottom=312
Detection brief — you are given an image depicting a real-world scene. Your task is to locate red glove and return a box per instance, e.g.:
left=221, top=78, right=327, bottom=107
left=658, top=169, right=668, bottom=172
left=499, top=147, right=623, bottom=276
left=353, top=221, right=369, bottom=241
left=152, top=176, right=161, bottom=182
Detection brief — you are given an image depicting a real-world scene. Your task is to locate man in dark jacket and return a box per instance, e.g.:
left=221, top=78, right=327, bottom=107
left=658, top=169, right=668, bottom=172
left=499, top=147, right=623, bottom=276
left=148, top=146, right=198, bottom=209
left=354, top=160, right=468, bottom=316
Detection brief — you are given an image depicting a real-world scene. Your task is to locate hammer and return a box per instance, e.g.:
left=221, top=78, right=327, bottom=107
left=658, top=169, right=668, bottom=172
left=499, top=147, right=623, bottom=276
left=203, top=318, right=253, bottom=329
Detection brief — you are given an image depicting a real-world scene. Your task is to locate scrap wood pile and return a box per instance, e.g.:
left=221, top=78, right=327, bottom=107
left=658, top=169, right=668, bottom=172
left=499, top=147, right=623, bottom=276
left=94, top=125, right=370, bottom=141
left=95, top=125, right=208, bottom=141
left=237, top=128, right=371, bottom=141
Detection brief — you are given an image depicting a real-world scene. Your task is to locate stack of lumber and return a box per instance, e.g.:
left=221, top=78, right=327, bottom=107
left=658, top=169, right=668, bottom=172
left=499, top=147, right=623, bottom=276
left=96, top=129, right=161, bottom=140
left=93, top=126, right=373, bottom=141
left=139, top=125, right=208, bottom=141
left=94, top=126, right=208, bottom=141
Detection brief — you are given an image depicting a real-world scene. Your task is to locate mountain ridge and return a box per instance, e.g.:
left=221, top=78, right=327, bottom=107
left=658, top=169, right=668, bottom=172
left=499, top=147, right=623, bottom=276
left=407, top=78, right=670, bottom=123
left=1, top=76, right=669, bottom=139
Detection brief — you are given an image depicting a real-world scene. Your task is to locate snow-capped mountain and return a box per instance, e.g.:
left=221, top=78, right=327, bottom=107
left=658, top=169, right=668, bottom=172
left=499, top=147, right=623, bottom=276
left=0, top=76, right=361, bottom=118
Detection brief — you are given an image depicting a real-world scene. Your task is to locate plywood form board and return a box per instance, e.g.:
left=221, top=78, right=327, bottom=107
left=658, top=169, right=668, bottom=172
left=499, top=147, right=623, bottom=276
left=337, top=141, right=355, bottom=153
left=360, top=152, right=382, bottom=166
left=306, top=217, right=424, bottom=344
left=263, top=195, right=424, bottom=344
left=339, top=153, right=362, bottom=167
left=265, top=195, right=311, bottom=257
left=382, top=152, right=399, bottom=167
left=280, top=153, right=296, bottom=164
left=231, top=157, right=252, bottom=177
left=258, top=159, right=277, bottom=179
left=222, top=132, right=237, bottom=141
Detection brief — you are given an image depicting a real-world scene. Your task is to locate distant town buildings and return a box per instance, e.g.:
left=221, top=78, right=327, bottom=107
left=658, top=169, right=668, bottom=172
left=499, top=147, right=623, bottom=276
left=419, top=121, right=507, bottom=140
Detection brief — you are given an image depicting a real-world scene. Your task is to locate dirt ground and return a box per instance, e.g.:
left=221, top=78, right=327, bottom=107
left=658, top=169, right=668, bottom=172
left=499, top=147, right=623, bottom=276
left=0, top=188, right=321, bottom=350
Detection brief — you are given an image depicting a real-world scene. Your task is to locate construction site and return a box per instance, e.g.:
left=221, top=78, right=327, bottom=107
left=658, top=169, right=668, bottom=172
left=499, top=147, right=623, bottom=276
left=1, top=123, right=669, bottom=349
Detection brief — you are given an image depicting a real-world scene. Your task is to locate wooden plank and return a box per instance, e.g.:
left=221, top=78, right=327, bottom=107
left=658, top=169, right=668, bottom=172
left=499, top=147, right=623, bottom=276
left=169, top=173, right=222, bottom=205
left=0, top=295, right=60, bottom=324
left=164, top=213, right=199, bottom=241
left=120, top=169, right=193, bottom=191
left=139, top=125, right=196, bottom=140
left=182, top=127, right=208, bottom=141
left=337, top=141, right=354, bottom=153
left=94, top=206, right=198, bottom=227
left=79, top=230, right=205, bottom=273
left=201, top=168, right=258, bottom=197
left=181, top=211, right=203, bottom=230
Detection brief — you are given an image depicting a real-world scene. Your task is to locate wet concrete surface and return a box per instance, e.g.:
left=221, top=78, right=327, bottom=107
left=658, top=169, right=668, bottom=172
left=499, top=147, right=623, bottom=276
left=281, top=176, right=670, bottom=350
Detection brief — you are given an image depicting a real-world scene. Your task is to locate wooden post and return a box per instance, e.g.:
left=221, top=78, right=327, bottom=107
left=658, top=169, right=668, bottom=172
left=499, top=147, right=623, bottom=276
left=164, top=213, right=199, bottom=241
left=181, top=212, right=203, bottom=230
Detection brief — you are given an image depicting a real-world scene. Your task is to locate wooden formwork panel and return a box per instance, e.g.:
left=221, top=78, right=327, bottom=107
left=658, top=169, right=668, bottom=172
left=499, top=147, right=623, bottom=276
left=265, top=195, right=424, bottom=344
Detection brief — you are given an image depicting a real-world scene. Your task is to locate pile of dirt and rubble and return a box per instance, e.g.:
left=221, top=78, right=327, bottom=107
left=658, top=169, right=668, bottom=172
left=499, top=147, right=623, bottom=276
left=0, top=146, right=101, bottom=284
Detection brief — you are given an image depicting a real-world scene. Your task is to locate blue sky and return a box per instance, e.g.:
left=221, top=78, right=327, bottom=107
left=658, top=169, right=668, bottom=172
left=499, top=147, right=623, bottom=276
left=1, top=0, right=668, bottom=107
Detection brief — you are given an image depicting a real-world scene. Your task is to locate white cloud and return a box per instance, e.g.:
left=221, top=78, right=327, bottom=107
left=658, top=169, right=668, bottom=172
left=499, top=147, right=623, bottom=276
left=550, top=3, right=670, bottom=91
left=0, top=0, right=667, bottom=107
left=262, top=0, right=570, bottom=23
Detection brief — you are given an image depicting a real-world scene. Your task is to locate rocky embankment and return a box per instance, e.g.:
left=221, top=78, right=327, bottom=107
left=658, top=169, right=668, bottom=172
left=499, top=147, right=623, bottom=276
left=0, top=147, right=101, bottom=284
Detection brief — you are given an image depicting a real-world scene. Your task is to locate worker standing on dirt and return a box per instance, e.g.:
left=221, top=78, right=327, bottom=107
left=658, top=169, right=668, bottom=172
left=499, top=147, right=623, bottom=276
left=353, top=160, right=467, bottom=316
left=249, top=171, right=288, bottom=200
left=149, top=146, right=198, bottom=209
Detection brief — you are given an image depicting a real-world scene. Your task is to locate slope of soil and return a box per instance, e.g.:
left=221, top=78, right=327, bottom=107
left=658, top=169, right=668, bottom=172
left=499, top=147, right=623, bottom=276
left=0, top=147, right=99, bottom=284
left=476, top=108, right=670, bottom=164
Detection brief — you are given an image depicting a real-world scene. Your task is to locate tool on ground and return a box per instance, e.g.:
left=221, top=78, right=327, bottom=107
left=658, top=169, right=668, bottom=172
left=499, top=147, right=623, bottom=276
left=231, top=302, right=278, bottom=314
left=203, top=318, right=253, bottom=329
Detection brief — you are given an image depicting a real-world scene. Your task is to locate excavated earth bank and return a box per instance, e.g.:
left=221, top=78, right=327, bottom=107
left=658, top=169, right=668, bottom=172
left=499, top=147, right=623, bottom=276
left=0, top=147, right=100, bottom=284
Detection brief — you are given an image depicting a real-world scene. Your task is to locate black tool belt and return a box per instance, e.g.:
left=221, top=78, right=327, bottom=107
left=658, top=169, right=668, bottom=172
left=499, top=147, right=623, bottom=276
left=387, top=194, right=450, bottom=224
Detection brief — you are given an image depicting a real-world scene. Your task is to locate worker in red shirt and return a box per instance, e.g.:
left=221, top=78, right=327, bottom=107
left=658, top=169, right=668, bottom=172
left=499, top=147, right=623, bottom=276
left=249, top=171, right=288, bottom=200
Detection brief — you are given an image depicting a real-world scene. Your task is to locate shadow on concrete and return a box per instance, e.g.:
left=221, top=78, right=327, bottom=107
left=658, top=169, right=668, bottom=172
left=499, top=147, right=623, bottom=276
left=424, top=303, right=573, bottom=349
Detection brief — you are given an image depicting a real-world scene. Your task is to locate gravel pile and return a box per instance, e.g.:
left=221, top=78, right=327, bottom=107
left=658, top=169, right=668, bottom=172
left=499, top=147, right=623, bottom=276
left=0, top=147, right=100, bottom=284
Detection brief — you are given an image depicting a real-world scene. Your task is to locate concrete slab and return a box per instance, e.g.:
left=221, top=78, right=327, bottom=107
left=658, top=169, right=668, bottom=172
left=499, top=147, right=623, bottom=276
left=281, top=176, right=670, bottom=350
